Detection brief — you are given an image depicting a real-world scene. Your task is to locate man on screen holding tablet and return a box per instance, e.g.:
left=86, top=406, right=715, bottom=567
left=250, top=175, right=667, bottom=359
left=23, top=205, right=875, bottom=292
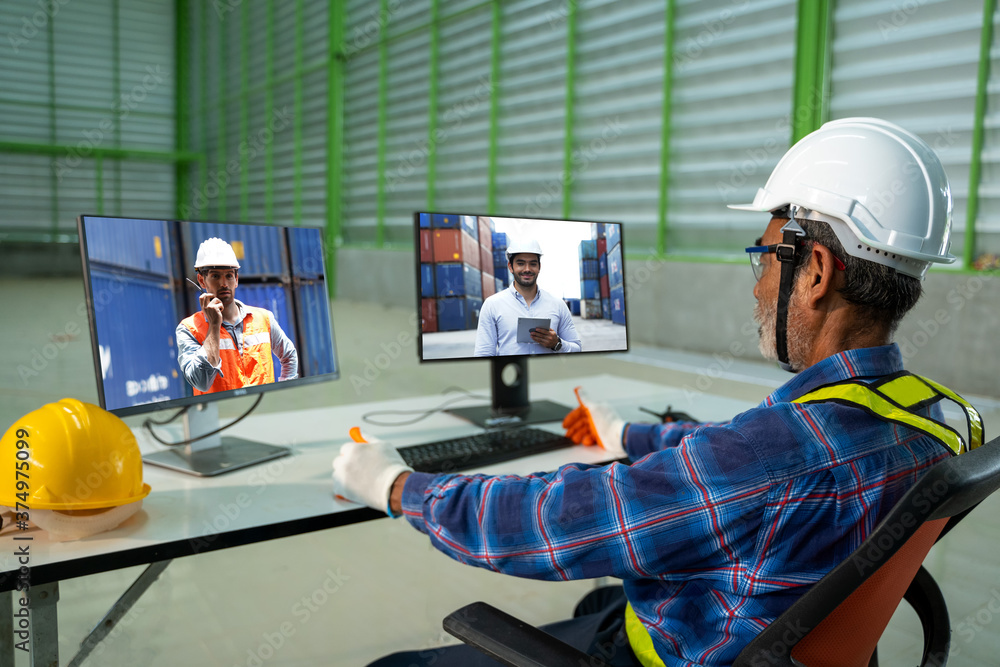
left=473, top=238, right=582, bottom=356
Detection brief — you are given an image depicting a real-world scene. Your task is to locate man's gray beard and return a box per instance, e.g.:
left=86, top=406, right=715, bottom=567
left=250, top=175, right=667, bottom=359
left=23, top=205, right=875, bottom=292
left=754, top=285, right=808, bottom=372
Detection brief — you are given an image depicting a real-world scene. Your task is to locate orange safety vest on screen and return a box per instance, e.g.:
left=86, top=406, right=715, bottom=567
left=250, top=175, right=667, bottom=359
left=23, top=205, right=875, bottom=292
left=180, top=305, right=275, bottom=395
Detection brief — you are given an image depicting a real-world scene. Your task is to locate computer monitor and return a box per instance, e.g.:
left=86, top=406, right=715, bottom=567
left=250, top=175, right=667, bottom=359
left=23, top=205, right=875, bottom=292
left=78, top=215, right=339, bottom=476
left=415, top=212, right=628, bottom=427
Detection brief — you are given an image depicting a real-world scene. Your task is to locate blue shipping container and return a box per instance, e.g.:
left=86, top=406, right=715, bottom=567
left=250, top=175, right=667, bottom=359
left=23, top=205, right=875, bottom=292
left=431, top=213, right=460, bottom=229
left=591, top=222, right=606, bottom=240
left=598, top=253, right=607, bottom=277
left=461, top=215, right=478, bottom=241
left=421, top=264, right=435, bottom=298
left=294, top=280, right=338, bottom=378
left=492, top=232, right=508, bottom=249
left=89, top=267, right=185, bottom=411
left=605, top=223, right=621, bottom=253
left=436, top=263, right=482, bottom=298
left=237, top=283, right=297, bottom=350
left=437, top=297, right=482, bottom=331
left=492, top=249, right=508, bottom=266
left=608, top=243, right=623, bottom=288
left=188, top=222, right=287, bottom=278
left=579, top=240, right=597, bottom=260
left=610, top=285, right=626, bottom=325
left=602, top=298, right=611, bottom=320
left=566, top=298, right=581, bottom=316
left=287, top=227, right=326, bottom=279
left=419, top=213, right=431, bottom=228
left=83, top=216, right=173, bottom=277
left=581, top=279, right=600, bottom=300
left=580, top=258, right=598, bottom=280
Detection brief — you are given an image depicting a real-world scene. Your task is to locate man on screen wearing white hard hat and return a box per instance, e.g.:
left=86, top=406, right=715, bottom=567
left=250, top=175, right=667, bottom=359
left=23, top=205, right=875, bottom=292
left=176, top=237, right=298, bottom=395
left=474, top=238, right=582, bottom=356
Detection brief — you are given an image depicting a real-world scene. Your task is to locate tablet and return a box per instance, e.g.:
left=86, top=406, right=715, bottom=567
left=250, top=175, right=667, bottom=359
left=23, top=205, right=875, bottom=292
left=516, top=317, right=552, bottom=344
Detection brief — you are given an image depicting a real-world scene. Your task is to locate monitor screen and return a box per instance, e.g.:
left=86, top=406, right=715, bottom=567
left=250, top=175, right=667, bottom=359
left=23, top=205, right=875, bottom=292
left=416, top=213, right=627, bottom=362
left=78, top=215, right=339, bottom=417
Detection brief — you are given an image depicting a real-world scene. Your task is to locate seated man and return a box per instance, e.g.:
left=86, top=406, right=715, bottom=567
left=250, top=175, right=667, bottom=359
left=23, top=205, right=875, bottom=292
left=334, top=119, right=975, bottom=666
left=176, top=237, right=298, bottom=395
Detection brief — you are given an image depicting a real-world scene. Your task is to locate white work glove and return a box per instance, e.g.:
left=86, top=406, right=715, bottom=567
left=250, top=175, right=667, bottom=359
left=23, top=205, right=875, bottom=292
left=332, top=432, right=413, bottom=517
left=561, top=387, right=627, bottom=458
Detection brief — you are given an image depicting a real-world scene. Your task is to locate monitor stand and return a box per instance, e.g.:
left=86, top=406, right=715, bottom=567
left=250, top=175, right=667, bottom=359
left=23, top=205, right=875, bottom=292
left=445, top=357, right=571, bottom=429
left=143, top=402, right=290, bottom=477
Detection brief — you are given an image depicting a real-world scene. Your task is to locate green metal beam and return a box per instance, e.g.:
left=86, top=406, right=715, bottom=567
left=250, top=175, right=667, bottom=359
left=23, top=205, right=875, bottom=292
left=112, top=0, right=122, bottom=214
left=426, top=0, right=440, bottom=211
left=561, top=0, right=577, bottom=219
left=790, top=0, right=832, bottom=142
left=375, top=0, right=389, bottom=246
left=964, top=0, right=997, bottom=268
left=266, top=0, right=276, bottom=224
left=327, top=0, right=346, bottom=297
left=217, top=9, right=228, bottom=220
left=486, top=0, right=501, bottom=215
left=294, top=0, right=305, bottom=226
left=240, top=0, right=250, bottom=221
left=96, top=156, right=104, bottom=215
left=46, top=10, right=58, bottom=233
left=175, top=0, right=190, bottom=220
left=199, top=0, right=209, bottom=208
left=657, top=0, right=676, bottom=256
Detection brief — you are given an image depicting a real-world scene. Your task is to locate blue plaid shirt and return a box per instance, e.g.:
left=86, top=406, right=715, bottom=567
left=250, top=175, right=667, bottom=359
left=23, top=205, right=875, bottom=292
left=401, top=344, right=952, bottom=665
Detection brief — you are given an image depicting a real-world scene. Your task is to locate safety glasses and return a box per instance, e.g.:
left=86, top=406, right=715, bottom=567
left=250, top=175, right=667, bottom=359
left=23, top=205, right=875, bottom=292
left=745, top=242, right=845, bottom=281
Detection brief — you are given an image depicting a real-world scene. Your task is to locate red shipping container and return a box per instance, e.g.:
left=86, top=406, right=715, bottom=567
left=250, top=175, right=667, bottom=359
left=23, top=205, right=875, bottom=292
left=480, top=246, right=492, bottom=273
left=421, top=298, right=437, bottom=333
left=420, top=229, right=434, bottom=263
left=596, top=237, right=607, bottom=257
left=433, top=229, right=480, bottom=270
left=482, top=271, right=496, bottom=299
left=600, top=274, right=610, bottom=298
left=478, top=218, right=493, bottom=251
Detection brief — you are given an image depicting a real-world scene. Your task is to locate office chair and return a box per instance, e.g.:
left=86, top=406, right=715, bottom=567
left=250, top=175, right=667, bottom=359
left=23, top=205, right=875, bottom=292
left=443, top=434, right=1000, bottom=667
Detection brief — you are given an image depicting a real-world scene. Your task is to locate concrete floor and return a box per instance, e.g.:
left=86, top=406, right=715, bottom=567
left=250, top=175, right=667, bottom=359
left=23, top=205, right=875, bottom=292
left=2, top=278, right=1000, bottom=665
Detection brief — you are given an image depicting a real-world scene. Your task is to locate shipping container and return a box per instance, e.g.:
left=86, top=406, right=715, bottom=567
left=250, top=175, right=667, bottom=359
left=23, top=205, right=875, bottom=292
left=579, top=239, right=597, bottom=260
left=591, top=223, right=606, bottom=240
left=83, top=217, right=174, bottom=277
left=602, top=298, right=611, bottom=320
left=461, top=215, right=478, bottom=241
left=437, top=296, right=482, bottom=331
left=421, top=298, right=437, bottom=333
left=605, top=224, right=621, bottom=252
left=494, top=261, right=509, bottom=282
left=237, top=283, right=297, bottom=347
left=610, top=285, right=626, bottom=325
left=492, top=231, right=508, bottom=249
left=89, top=267, right=186, bottom=410
left=293, top=280, right=337, bottom=377
left=420, top=229, right=434, bottom=264
left=492, top=248, right=508, bottom=266
left=598, top=253, right=607, bottom=277
left=580, top=258, right=599, bottom=280
left=431, top=213, right=460, bottom=229
left=433, top=229, right=480, bottom=269
left=600, top=275, right=610, bottom=299
left=581, top=279, right=600, bottom=300
left=481, top=271, right=496, bottom=299
left=478, top=218, right=494, bottom=250
left=480, top=246, right=492, bottom=274
left=581, top=299, right=602, bottom=320
left=565, top=298, right=581, bottom=316
left=419, top=213, right=431, bottom=228
left=420, top=264, right=435, bottom=298
left=188, top=222, right=287, bottom=279
left=436, top=263, right=483, bottom=298
left=597, top=237, right=607, bottom=257
left=608, top=243, right=623, bottom=288
left=287, top=227, right=326, bottom=279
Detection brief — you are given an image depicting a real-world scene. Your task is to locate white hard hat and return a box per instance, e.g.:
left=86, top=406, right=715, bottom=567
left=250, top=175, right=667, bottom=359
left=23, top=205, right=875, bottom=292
left=506, top=238, right=543, bottom=260
left=194, top=237, right=240, bottom=269
left=729, top=117, right=955, bottom=279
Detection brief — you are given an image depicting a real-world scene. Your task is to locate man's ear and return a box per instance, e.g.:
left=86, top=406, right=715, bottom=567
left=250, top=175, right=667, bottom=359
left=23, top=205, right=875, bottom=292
left=803, top=244, right=839, bottom=308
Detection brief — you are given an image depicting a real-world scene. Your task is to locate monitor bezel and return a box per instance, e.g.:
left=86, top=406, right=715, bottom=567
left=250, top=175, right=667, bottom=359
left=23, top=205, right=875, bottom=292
left=78, top=214, right=340, bottom=418
left=414, top=211, right=629, bottom=364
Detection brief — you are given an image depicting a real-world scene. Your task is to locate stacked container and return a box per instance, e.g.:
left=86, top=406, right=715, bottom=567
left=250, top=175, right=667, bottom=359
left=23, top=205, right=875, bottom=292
left=287, top=227, right=335, bottom=377
left=578, top=237, right=602, bottom=319
left=606, top=223, right=625, bottom=325
left=492, top=230, right=509, bottom=291
left=421, top=213, right=485, bottom=332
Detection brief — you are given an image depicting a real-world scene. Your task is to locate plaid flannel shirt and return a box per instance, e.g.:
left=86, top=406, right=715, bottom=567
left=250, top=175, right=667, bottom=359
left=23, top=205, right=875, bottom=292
left=400, top=344, right=951, bottom=665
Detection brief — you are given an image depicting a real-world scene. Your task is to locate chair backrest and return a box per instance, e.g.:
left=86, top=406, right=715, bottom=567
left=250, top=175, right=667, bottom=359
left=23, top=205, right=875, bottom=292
left=735, top=435, right=1000, bottom=667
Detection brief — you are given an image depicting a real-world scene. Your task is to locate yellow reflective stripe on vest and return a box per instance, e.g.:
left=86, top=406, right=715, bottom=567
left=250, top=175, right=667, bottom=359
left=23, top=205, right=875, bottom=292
left=793, top=384, right=966, bottom=455
left=625, top=602, right=667, bottom=667
left=877, top=374, right=937, bottom=407
left=916, top=375, right=984, bottom=451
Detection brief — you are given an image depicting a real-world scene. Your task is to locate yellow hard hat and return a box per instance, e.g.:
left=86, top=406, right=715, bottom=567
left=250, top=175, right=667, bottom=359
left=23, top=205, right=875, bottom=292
left=0, top=399, right=151, bottom=511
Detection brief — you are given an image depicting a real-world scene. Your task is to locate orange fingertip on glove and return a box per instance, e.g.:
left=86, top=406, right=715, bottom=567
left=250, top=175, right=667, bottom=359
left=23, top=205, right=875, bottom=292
left=562, top=387, right=599, bottom=446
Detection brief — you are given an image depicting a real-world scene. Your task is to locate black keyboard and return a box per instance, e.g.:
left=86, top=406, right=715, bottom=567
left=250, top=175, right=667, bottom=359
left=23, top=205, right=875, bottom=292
left=399, top=427, right=575, bottom=473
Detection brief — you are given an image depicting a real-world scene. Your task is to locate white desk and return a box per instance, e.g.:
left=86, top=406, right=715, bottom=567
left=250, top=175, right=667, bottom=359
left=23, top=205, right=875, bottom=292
left=0, top=375, right=756, bottom=665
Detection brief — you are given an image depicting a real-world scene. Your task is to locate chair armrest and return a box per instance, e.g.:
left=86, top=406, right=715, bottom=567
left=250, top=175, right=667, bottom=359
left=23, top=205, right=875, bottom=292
left=904, top=566, right=951, bottom=667
left=443, top=601, right=611, bottom=667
